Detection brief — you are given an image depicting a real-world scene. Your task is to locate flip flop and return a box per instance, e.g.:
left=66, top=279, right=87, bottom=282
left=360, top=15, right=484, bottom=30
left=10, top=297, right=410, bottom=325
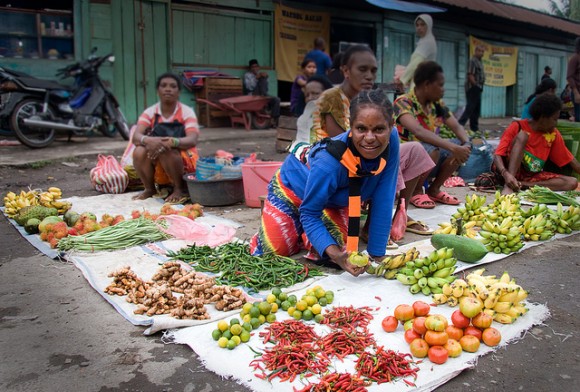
left=409, top=194, right=436, bottom=209
left=406, top=220, right=433, bottom=235
left=428, top=191, right=460, bottom=205
left=164, top=195, right=190, bottom=205
left=387, top=238, right=399, bottom=249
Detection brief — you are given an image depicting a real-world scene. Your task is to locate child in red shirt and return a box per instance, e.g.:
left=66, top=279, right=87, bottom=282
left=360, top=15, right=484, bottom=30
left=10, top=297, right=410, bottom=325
left=494, top=94, right=580, bottom=194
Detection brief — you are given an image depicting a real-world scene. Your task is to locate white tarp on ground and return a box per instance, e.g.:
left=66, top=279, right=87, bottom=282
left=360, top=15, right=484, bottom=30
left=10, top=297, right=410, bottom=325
left=168, top=272, right=550, bottom=392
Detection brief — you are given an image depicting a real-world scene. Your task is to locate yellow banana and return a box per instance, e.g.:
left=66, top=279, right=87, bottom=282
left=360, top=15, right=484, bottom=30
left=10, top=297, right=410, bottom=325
left=451, top=286, right=464, bottom=298
left=483, top=308, right=496, bottom=318
left=494, top=313, right=516, bottom=324
left=432, top=293, right=448, bottom=305
left=498, top=290, right=519, bottom=303
left=446, top=296, right=458, bottom=307
left=441, top=283, right=453, bottom=296
left=493, top=301, right=514, bottom=314
left=516, top=289, right=529, bottom=302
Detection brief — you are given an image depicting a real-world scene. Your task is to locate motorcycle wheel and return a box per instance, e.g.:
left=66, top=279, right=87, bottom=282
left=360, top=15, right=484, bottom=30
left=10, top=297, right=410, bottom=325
left=100, top=106, right=130, bottom=140
left=10, top=99, right=56, bottom=148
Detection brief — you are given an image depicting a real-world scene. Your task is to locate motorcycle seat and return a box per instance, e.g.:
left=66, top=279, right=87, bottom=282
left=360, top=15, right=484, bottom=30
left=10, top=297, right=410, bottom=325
left=18, top=76, right=70, bottom=91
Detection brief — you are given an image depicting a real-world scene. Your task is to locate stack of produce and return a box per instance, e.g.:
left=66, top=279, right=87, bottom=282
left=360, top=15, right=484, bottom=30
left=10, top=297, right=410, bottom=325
left=519, top=185, right=579, bottom=207
left=213, top=318, right=252, bottom=350
left=381, top=301, right=502, bottom=365
left=395, top=247, right=457, bottom=296
left=433, top=268, right=528, bottom=324
left=433, top=219, right=478, bottom=238
left=3, top=189, right=39, bottom=217
left=483, top=192, right=524, bottom=225
left=479, top=217, right=524, bottom=254
left=285, top=285, right=333, bottom=322
left=37, top=187, right=71, bottom=214
left=451, top=194, right=488, bottom=226
left=519, top=213, right=554, bottom=241
left=365, top=247, right=420, bottom=279
left=168, top=243, right=324, bottom=293
left=546, top=202, right=580, bottom=234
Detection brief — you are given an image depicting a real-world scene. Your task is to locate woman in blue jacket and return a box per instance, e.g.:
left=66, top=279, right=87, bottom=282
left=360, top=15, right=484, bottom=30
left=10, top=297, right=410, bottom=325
left=250, top=89, right=399, bottom=276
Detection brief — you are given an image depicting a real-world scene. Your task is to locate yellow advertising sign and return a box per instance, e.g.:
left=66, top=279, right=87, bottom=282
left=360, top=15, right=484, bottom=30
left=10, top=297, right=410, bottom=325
left=469, top=36, right=518, bottom=87
left=274, top=4, right=330, bottom=82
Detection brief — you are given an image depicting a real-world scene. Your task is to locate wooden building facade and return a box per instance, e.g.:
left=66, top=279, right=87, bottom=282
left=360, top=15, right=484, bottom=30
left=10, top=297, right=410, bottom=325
left=1, top=0, right=578, bottom=123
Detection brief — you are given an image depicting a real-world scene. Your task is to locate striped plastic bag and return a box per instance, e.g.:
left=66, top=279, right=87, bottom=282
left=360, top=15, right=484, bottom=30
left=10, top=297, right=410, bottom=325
left=90, top=154, right=129, bottom=194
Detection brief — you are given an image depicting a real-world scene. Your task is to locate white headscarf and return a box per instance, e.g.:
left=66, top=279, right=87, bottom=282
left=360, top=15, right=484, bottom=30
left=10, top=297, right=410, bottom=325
left=414, top=14, right=437, bottom=61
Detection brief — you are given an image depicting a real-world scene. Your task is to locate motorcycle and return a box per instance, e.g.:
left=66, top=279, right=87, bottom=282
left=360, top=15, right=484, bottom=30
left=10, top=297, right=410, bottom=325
left=0, top=48, right=130, bottom=148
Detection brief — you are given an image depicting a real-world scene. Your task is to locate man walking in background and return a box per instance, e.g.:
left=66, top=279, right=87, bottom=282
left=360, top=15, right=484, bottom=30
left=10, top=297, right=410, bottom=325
left=541, top=66, right=552, bottom=81
left=305, top=37, right=332, bottom=76
left=459, top=45, right=485, bottom=132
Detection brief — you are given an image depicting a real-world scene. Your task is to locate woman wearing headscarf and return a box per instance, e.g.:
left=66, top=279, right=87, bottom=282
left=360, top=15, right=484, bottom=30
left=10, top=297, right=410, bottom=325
left=399, top=14, right=437, bottom=90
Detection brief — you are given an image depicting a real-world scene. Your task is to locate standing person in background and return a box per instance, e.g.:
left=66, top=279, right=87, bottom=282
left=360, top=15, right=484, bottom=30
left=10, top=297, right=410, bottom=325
left=398, top=14, right=437, bottom=91
left=541, top=66, right=552, bottom=81
left=290, top=58, right=317, bottom=117
left=458, top=45, right=486, bottom=132
left=305, top=37, right=332, bottom=76
left=243, top=59, right=281, bottom=127
left=566, top=37, right=580, bottom=123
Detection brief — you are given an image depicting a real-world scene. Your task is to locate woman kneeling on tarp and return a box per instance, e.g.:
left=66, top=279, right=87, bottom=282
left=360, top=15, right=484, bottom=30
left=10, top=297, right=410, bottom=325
left=250, top=89, right=399, bottom=276
left=494, top=94, right=580, bottom=195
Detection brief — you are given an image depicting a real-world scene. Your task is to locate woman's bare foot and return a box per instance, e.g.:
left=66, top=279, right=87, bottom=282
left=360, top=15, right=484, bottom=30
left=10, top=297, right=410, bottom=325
left=132, top=189, right=156, bottom=200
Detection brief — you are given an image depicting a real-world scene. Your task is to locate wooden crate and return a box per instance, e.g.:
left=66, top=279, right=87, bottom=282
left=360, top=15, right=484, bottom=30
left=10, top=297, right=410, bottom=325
left=195, top=77, right=243, bottom=128
left=275, top=115, right=297, bottom=153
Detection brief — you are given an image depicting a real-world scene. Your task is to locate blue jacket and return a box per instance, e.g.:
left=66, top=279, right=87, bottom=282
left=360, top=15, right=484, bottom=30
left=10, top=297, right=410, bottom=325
left=280, top=130, right=400, bottom=257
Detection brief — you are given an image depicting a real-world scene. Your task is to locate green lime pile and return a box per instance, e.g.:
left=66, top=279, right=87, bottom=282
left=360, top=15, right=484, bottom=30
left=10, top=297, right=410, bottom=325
left=284, top=285, right=334, bottom=323
left=212, top=318, right=252, bottom=350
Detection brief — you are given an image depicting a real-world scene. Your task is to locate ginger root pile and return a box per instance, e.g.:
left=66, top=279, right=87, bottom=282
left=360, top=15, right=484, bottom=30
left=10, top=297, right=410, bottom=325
left=104, top=262, right=246, bottom=320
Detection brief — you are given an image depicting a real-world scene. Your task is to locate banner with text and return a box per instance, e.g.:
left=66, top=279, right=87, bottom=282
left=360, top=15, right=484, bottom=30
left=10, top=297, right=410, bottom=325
left=274, top=4, right=330, bottom=82
left=470, top=36, right=518, bottom=87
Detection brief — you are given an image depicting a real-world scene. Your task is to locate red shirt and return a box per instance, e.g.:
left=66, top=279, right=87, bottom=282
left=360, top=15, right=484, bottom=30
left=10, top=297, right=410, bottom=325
left=495, top=120, right=574, bottom=172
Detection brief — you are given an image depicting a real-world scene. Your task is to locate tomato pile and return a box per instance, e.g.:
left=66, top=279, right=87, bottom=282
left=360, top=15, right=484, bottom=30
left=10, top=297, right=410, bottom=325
left=382, top=300, right=502, bottom=365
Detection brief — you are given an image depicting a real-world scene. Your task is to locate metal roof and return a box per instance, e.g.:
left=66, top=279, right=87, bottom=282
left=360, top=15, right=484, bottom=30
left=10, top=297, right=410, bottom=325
left=428, top=0, right=580, bottom=36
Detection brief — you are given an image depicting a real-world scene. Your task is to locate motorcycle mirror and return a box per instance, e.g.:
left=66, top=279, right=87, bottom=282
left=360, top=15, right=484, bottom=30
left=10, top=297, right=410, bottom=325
left=108, top=55, right=115, bottom=63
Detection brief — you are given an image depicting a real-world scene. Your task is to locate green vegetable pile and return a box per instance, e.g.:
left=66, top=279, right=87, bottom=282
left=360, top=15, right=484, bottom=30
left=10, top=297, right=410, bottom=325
left=57, top=217, right=170, bottom=252
left=167, top=243, right=324, bottom=293
left=519, top=186, right=579, bottom=207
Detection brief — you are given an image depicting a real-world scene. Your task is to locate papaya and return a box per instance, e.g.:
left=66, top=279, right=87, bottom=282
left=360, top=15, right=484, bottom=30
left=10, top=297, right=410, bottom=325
left=38, top=216, right=63, bottom=233
left=430, top=234, right=488, bottom=263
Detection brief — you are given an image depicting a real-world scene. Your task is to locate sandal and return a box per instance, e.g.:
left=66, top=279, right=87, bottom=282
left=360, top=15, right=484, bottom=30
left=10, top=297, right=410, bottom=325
left=387, top=238, right=399, bottom=250
left=409, top=194, right=436, bottom=209
left=428, top=191, right=460, bottom=205
left=406, top=220, right=433, bottom=235
left=164, top=194, right=190, bottom=205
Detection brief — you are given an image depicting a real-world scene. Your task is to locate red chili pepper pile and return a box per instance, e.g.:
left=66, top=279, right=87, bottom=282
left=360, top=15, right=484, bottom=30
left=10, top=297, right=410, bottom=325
left=355, top=346, right=419, bottom=385
left=250, top=342, right=330, bottom=382
left=318, top=329, right=376, bottom=361
left=321, top=305, right=375, bottom=330
left=294, top=372, right=371, bottom=392
left=259, top=320, right=319, bottom=345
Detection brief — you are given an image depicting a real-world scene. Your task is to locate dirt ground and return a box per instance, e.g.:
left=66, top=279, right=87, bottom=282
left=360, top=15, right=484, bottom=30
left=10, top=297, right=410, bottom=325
left=1, top=131, right=579, bottom=392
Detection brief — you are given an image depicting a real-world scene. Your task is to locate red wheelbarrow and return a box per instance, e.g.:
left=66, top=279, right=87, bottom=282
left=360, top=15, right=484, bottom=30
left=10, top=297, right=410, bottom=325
left=197, top=95, right=272, bottom=130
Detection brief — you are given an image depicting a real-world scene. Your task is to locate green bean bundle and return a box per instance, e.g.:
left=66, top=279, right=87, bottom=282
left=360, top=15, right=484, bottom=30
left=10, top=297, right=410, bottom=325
left=167, top=243, right=324, bottom=292
left=520, top=186, right=579, bottom=206
left=58, top=217, right=170, bottom=252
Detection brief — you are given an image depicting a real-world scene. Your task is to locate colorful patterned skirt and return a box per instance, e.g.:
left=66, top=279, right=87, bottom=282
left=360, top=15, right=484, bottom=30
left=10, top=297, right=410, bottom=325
left=250, top=170, right=348, bottom=257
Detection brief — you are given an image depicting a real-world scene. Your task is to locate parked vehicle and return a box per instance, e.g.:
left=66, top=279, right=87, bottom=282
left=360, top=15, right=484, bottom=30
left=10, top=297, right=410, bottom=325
left=0, top=48, right=130, bottom=148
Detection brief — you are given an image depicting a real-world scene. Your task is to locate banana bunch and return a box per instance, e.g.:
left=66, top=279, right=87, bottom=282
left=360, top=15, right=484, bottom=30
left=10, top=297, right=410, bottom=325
left=484, top=191, right=524, bottom=224
left=479, top=217, right=524, bottom=254
left=546, top=202, right=578, bottom=235
left=38, top=187, right=71, bottom=215
left=366, top=247, right=420, bottom=279
left=395, top=247, right=457, bottom=296
left=3, top=190, right=39, bottom=217
left=521, top=203, right=549, bottom=219
left=561, top=204, right=580, bottom=231
left=452, top=194, right=488, bottom=226
left=433, top=218, right=477, bottom=238
left=474, top=269, right=530, bottom=324
left=433, top=278, right=469, bottom=307
left=519, top=213, right=555, bottom=241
